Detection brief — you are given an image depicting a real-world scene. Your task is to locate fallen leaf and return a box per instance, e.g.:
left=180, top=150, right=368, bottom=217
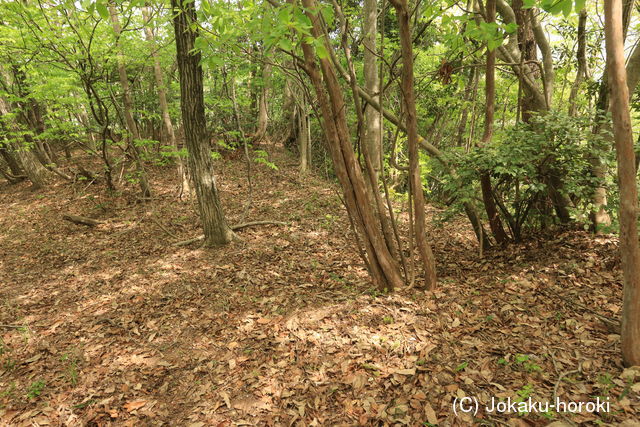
left=424, top=402, right=438, bottom=425
left=123, top=400, right=147, bottom=412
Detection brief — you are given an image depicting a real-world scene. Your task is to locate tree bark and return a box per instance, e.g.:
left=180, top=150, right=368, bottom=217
left=141, top=5, right=191, bottom=198
left=604, top=0, right=640, bottom=367
left=109, top=2, right=152, bottom=198
left=62, top=214, right=104, bottom=227
left=390, top=0, right=437, bottom=289
left=171, top=0, right=236, bottom=246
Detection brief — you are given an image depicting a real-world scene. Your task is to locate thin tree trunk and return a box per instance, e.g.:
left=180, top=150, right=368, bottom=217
left=478, top=0, right=508, bottom=245
left=568, top=9, right=587, bottom=117
left=353, top=77, right=491, bottom=249
left=171, top=0, right=236, bottom=246
left=363, top=0, right=381, bottom=181
left=298, top=99, right=310, bottom=173
left=299, top=0, right=403, bottom=291
left=141, top=5, right=191, bottom=198
left=457, top=67, right=476, bottom=147
left=604, top=0, right=640, bottom=367
left=517, top=1, right=569, bottom=223
left=591, top=1, right=638, bottom=232
left=254, top=54, right=271, bottom=143
left=109, top=2, right=152, bottom=198
left=390, top=0, right=437, bottom=289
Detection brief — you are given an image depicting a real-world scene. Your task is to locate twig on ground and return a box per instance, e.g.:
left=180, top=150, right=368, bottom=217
left=62, top=214, right=105, bottom=227
left=230, top=220, right=287, bottom=231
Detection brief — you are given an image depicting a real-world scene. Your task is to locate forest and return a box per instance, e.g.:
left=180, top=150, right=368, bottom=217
left=1, top=0, right=640, bottom=424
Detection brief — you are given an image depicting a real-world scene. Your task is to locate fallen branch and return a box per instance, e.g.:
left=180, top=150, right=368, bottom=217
left=62, top=214, right=104, bottom=227
left=0, top=324, right=29, bottom=329
left=230, top=220, right=287, bottom=231
left=173, top=220, right=287, bottom=246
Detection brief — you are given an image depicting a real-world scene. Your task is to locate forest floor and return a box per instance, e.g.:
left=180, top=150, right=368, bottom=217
left=0, top=144, right=639, bottom=426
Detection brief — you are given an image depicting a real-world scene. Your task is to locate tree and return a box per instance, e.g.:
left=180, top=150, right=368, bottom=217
left=362, top=0, right=381, bottom=181
left=478, top=0, right=508, bottom=245
left=141, top=4, right=190, bottom=198
left=171, top=0, right=236, bottom=247
left=253, top=49, right=271, bottom=144
left=297, top=0, right=404, bottom=291
left=389, top=0, right=437, bottom=288
left=0, top=97, right=50, bottom=189
left=108, top=1, right=152, bottom=198
left=604, top=0, right=640, bottom=367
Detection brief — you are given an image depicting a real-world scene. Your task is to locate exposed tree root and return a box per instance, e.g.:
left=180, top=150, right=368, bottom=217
left=173, top=220, right=287, bottom=246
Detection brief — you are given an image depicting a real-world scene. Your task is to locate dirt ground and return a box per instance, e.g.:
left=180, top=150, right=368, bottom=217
left=0, top=145, right=639, bottom=426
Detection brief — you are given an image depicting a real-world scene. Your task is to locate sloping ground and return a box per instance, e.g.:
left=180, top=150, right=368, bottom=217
left=0, top=145, right=638, bottom=426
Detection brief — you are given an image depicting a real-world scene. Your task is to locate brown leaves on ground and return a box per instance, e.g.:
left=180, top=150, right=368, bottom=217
left=0, top=144, right=638, bottom=425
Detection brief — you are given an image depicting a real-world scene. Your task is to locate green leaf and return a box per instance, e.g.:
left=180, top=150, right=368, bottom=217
left=95, top=1, right=109, bottom=20
left=319, top=4, right=334, bottom=28
left=315, top=40, right=328, bottom=59
left=575, top=0, right=586, bottom=12
left=488, top=38, right=502, bottom=51
left=522, top=0, right=536, bottom=8
left=278, top=37, right=293, bottom=51
left=504, top=22, right=518, bottom=34
left=542, top=0, right=572, bottom=16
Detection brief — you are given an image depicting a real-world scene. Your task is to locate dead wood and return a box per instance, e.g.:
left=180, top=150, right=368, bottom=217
left=62, top=214, right=104, bottom=227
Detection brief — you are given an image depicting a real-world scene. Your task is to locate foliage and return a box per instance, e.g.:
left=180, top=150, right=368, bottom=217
left=451, top=111, right=611, bottom=240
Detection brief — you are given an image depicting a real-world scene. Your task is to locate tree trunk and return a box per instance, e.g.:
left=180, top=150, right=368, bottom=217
left=353, top=78, right=491, bottom=249
left=457, top=67, right=477, bottom=147
left=568, top=9, right=587, bottom=117
left=0, top=98, right=49, bottom=188
left=254, top=55, right=271, bottom=143
left=0, top=146, right=24, bottom=177
left=171, top=0, right=236, bottom=246
left=604, top=0, right=640, bottom=367
left=14, top=147, right=47, bottom=188
left=363, top=0, right=381, bottom=181
left=515, top=0, right=572, bottom=223
left=299, top=0, right=403, bottom=291
left=390, top=0, right=437, bottom=289
left=298, top=99, right=310, bottom=173
left=512, top=0, right=539, bottom=122
left=479, top=0, right=508, bottom=245
left=141, top=5, right=191, bottom=198
left=590, top=0, right=637, bottom=232
left=109, top=2, right=152, bottom=198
